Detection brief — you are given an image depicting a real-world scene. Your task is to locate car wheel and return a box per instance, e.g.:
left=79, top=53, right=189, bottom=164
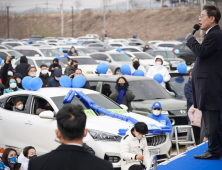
left=115, top=68, right=122, bottom=75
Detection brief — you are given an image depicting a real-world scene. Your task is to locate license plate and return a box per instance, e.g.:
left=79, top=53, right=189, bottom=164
left=177, top=129, right=188, bottom=133
left=149, top=149, right=160, bottom=155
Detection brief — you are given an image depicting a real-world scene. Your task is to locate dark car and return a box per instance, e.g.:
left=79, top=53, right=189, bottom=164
left=173, top=43, right=196, bottom=65
left=87, top=43, right=114, bottom=52
left=146, top=50, right=186, bottom=70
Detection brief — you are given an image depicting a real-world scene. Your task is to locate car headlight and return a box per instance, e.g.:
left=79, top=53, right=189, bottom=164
left=88, top=129, right=122, bottom=142
left=83, top=71, right=93, bottom=74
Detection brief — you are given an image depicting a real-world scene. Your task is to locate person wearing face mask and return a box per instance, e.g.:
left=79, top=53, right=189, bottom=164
left=68, top=46, right=77, bottom=56
left=109, top=77, right=135, bottom=112
left=148, top=102, right=172, bottom=137
left=49, top=58, right=62, bottom=78
left=14, top=73, right=23, bottom=89
left=120, top=122, right=149, bottom=170
left=0, top=157, right=5, bottom=170
left=15, top=56, right=30, bottom=78
left=68, top=60, right=78, bottom=76
left=27, top=66, right=37, bottom=78
left=47, top=69, right=62, bottom=87
left=39, top=64, right=50, bottom=87
left=64, top=58, right=73, bottom=76
left=146, top=55, right=170, bottom=88
left=1, top=56, right=14, bottom=86
left=3, top=77, right=23, bottom=94
left=18, top=146, right=37, bottom=170
left=12, top=98, right=24, bottom=112
left=2, top=148, right=23, bottom=170
left=130, top=58, right=146, bottom=76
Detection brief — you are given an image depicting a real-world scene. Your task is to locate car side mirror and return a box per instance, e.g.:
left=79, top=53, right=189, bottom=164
left=34, top=54, right=40, bottom=57
left=106, top=58, right=111, bottom=62
left=39, top=111, right=54, bottom=119
left=120, top=104, right=128, bottom=111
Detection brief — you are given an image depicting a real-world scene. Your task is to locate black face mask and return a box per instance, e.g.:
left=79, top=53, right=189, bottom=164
left=46, top=106, right=53, bottom=111
left=74, top=64, right=78, bottom=68
left=53, top=63, right=58, bottom=67
left=29, top=155, right=37, bottom=159
left=133, top=61, right=140, bottom=70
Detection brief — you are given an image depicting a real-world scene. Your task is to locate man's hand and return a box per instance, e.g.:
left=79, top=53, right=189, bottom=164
left=51, top=67, right=55, bottom=71
left=6, top=56, right=12, bottom=64
left=136, top=155, right=144, bottom=161
left=55, top=67, right=59, bottom=69
left=185, top=33, right=194, bottom=41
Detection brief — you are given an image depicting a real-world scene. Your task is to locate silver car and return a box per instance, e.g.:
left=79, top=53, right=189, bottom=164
left=90, top=52, right=132, bottom=75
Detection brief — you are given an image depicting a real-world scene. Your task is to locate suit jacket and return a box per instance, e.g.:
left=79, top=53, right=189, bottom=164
left=28, top=145, right=113, bottom=170
left=186, top=25, right=222, bottom=111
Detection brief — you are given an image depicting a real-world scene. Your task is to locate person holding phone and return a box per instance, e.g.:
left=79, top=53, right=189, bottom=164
left=1, top=56, right=14, bottom=86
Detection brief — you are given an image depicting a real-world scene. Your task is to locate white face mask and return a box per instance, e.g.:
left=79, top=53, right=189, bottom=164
left=10, top=83, right=17, bottom=88
left=135, top=132, right=143, bottom=140
left=16, top=78, right=21, bottom=83
left=155, top=62, right=162, bottom=65
left=41, top=70, right=48, bottom=74
left=17, top=104, right=23, bottom=110
left=68, top=62, right=71, bottom=65
left=29, top=72, right=36, bottom=77
left=153, top=110, right=161, bottom=116
left=8, top=71, right=13, bottom=76
left=55, top=77, right=61, bottom=81
left=155, top=62, right=163, bottom=70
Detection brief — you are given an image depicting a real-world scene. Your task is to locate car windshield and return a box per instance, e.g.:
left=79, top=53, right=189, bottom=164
left=35, top=60, right=65, bottom=68
left=5, top=45, right=13, bottom=49
left=22, top=43, right=29, bottom=45
left=104, top=44, right=112, bottom=48
left=8, top=51, right=23, bottom=59
left=51, top=93, right=122, bottom=112
left=39, top=49, right=63, bottom=57
left=168, top=76, right=189, bottom=97
left=110, top=54, right=131, bottom=61
left=134, top=53, right=154, bottom=60
left=76, top=48, right=92, bottom=54
left=72, top=58, right=97, bottom=65
left=154, top=51, right=177, bottom=58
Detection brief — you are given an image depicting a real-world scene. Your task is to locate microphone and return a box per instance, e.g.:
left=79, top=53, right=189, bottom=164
left=192, top=24, right=200, bottom=35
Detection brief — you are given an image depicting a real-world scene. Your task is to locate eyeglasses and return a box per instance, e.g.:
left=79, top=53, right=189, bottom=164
left=153, top=108, right=161, bottom=110
left=199, top=14, right=207, bottom=19
left=10, top=81, right=16, bottom=83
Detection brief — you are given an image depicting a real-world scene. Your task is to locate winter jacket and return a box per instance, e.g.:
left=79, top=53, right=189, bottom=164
left=148, top=113, right=172, bottom=137
left=184, top=78, right=193, bottom=121
left=39, top=73, right=51, bottom=87
left=1, top=63, right=13, bottom=86
left=15, top=56, right=30, bottom=78
left=0, top=83, right=5, bottom=96
left=120, top=129, right=150, bottom=170
left=68, top=50, right=77, bottom=56
left=3, top=87, right=23, bottom=94
left=188, top=105, right=202, bottom=128
left=146, top=56, right=170, bottom=88
left=130, top=65, right=147, bottom=76
left=68, top=66, right=76, bottom=76
left=18, top=152, right=29, bottom=170
left=49, top=63, right=62, bottom=78
left=47, top=77, right=60, bottom=87
left=109, top=89, right=135, bottom=112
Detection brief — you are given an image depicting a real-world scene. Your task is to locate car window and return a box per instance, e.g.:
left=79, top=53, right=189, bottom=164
left=110, top=44, right=122, bottom=47
left=76, top=48, right=92, bottom=55
left=121, top=48, right=139, bottom=52
left=178, top=45, right=185, bottom=50
left=89, top=44, right=103, bottom=47
left=31, top=96, right=54, bottom=115
left=110, top=54, right=131, bottom=61
left=184, top=45, right=192, bottom=51
left=90, top=54, right=100, bottom=60
left=4, top=95, right=29, bottom=113
left=14, top=43, right=21, bottom=46
left=133, top=53, right=154, bottom=59
left=154, top=51, right=176, bottom=58
left=19, top=50, right=33, bottom=56
left=158, top=44, right=175, bottom=48
left=71, top=58, right=97, bottom=65
left=8, top=51, right=23, bottom=59
left=0, top=46, right=5, bottom=49
left=168, top=76, right=189, bottom=97
left=0, top=97, right=8, bottom=108
left=39, top=49, right=63, bottom=57
left=99, top=54, right=108, bottom=61
left=87, top=81, right=98, bottom=91
left=0, top=52, right=7, bottom=60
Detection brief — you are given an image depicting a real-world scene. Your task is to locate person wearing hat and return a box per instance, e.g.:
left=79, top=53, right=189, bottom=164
left=39, top=64, right=51, bottom=87
left=14, top=73, right=23, bottom=89
left=15, top=56, right=30, bottom=78
left=68, top=46, right=77, bottom=56
left=49, top=58, right=62, bottom=78
left=47, top=69, right=62, bottom=87
left=146, top=55, right=170, bottom=88
left=27, top=66, right=37, bottom=78
left=148, top=102, right=172, bottom=137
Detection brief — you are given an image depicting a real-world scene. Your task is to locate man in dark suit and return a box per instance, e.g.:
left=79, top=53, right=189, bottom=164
left=186, top=5, right=222, bottom=159
left=28, top=104, right=113, bottom=170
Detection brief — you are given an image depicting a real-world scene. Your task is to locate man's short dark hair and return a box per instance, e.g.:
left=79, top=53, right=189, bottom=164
left=71, top=60, right=78, bottom=65
left=134, top=122, right=148, bottom=135
left=56, top=104, right=86, bottom=140
left=40, top=64, right=48, bottom=68
left=203, top=5, right=221, bottom=24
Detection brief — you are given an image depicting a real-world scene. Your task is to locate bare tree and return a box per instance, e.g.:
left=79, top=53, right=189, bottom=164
left=129, top=0, right=142, bottom=9
left=74, top=0, right=83, bottom=12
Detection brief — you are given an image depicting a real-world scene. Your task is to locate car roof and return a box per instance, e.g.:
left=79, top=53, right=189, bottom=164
left=26, top=57, right=60, bottom=60
left=68, top=56, right=92, bottom=59
left=13, top=46, right=38, bottom=49
left=85, top=75, right=153, bottom=81
left=0, top=49, right=13, bottom=52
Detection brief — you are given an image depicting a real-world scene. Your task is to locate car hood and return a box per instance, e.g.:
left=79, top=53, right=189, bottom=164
left=139, top=60, right=169, bottom=66
left=165, top=58, right=184, bottom=62
left=117, top=61, right=133, bottom=65
left=78, top=65, right=112, bottom=75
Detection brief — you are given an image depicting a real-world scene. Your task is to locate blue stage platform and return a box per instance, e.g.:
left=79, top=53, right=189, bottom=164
left=156, top=142, right=222, bottom=170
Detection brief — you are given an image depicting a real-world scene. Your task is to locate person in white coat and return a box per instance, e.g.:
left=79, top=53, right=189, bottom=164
left=130, top=58, right=147, bottom=76
left=120, top=122, right=150, bottom=170
left=146, top=55, right=170, bottom=88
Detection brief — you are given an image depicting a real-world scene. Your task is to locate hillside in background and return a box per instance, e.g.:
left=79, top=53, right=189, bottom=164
left=0, top=8, right=219, bottom=41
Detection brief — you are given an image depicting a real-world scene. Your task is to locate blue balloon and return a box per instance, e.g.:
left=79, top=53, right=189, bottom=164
left=96, top=63, right=109, bottom=74
left=59, top=48, right=63, bottom=52
left=134, top=31, right=137, bottom=35
left=28, top=40, right=33, bottom=44
left=59, top=76, right=72, bottom=87
left=77, top=41, right=79, bottom=43
left=175, top=76, right=184, bottom=84
left=30, top=77, right=42, bottom=91
left=64, top=53, right=68, bottom=58
left=177, top=63, right=187, bottom=74
left=120, top=64, right=131, bottom=75
left=72, top=75, right=86, bottom=88
left=82, top=42, right=85, bottom=45
left=174, top=49, right=180, bottom=54
left=153, top=74, right=163, bottom=83
left=22, top=76, right=32, bottom=90
left=56, top=56, right=61, bottom=61
left=117, top=47, right=122, bottom=53
left=132, top=70, right=144, bottom=76
left=165, top=47, right=169, bottom=52
left=0, top=58, right=2, bottom=64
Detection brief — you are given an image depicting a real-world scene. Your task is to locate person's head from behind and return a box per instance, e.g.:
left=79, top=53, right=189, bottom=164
left=54, top=69, right=62, bottom=81
left=115, top=76, right=129, bottom=88
left=23, top=146, right=36, bottom=159
left=133, top=122, right=148, bottom=139
left=2, top=148, right=20, bottom=169
left=7, top=77, right=17, bottom=89
left=13, top=97, right=23, bottom=111
left=74, top=69, right=82, bottom=76
left=71, top=46, right=75, bottom=52
left=28, top=66, right=37, bottom=78
left=71, top=60, right=78, bottom=68
left=53, top=58, right=59, bottom=65
left=55, top=104, right=87, bottom=143
left=151, top=101, right=162, bottom=116
left=40, top=64, right=48, bottom=75
left=199, top=5, right=221, bottom=31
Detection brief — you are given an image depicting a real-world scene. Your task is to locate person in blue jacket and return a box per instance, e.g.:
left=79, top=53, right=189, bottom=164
left=148, top=101, right=172, bottom=137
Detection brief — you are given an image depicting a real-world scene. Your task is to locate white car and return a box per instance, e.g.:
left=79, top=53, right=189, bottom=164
left=147, top=40, right=164, bottom=45
left=0, top=88, right=171, bottom=168
left=154, top=41, right=182, bottom=51
left=0, top=50, right=23, bottom=61
left=12, top=57, right=66, bottom=76
left=108, top=39, right=130, bottom=44
left=109, top=46, right=144, bottom=53
left=60, top=56, right=113, bottom=75
left=126, top=52, right=170, bottom=71
left=1, top=41, right=29, bottom=47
